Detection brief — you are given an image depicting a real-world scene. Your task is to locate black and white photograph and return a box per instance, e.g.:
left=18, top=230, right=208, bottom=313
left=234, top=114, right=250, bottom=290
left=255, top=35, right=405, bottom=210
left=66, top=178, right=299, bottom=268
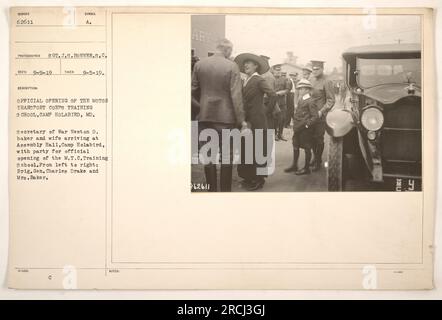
left=191, top=14, right=422, bottom=192
left=3, top=3, right=438, bottom=295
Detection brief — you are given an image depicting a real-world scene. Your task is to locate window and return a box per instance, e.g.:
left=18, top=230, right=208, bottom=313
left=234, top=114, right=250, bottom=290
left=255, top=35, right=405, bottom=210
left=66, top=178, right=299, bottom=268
left=356, top=58, right=421, bottom=88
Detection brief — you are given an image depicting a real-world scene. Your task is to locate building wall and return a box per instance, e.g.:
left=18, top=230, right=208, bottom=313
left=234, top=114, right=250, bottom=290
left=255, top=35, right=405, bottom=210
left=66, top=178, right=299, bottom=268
left=191, top=15, right=226, bottom=59
left=280, top=63, right=304, bottom=77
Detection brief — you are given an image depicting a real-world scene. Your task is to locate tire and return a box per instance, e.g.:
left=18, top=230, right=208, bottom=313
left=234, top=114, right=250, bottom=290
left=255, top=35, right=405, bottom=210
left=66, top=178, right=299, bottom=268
left=327, top=136, right=345, bottom=191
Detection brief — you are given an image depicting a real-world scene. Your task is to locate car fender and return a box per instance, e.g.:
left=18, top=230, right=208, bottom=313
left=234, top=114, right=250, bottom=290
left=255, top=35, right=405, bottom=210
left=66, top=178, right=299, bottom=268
left=325, top=108, right=354, bottom=138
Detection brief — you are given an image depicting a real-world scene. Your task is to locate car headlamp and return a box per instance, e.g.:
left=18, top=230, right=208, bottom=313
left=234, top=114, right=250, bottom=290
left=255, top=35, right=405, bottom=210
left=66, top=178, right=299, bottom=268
left=361, top=107, right=384, bottom=131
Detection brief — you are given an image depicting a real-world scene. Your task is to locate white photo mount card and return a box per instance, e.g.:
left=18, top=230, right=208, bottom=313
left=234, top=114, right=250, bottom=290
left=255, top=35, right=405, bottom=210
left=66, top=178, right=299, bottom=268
left=8, top=6, right=435, bottom=289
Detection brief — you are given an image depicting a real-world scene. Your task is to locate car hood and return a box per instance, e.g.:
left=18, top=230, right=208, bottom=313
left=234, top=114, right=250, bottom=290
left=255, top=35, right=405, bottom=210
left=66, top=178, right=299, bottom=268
left=363, top=83, right=421, bottom=105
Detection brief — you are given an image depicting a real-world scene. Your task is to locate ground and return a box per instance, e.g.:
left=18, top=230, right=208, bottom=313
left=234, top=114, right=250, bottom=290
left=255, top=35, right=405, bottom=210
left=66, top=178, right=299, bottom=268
left=191, top=126, right=330, bottom=192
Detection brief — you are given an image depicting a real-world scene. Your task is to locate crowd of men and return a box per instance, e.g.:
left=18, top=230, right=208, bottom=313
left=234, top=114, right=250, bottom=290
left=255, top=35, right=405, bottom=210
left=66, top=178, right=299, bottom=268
left=191, top=38, right=336, bottom=192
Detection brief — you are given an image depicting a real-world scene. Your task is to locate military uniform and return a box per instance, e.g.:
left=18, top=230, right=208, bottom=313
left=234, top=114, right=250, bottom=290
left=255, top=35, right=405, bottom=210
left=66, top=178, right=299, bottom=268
left=274, top=71, right=290, bottom=140
left=261, top=70, right=277, bottom=130
left=309, top=60, right=335, bottom=171
left=259, top=55, right=278, bottom=131
left=286, top=74, right=296, bottom=126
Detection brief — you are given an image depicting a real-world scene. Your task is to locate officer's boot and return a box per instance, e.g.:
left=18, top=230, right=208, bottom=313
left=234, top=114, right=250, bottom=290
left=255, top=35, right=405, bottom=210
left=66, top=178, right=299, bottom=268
left=312, top=142, right=324, bottom=172
left=278, top=123, right=287, bottom=141
left=295, top=148, right=312, bottom=175
left=204, top=164, right=217, bottom=192
left=310, top=146, right=316, bottom=166
left=284, top=148, right=299, bottom=173
left=220, top=164, right=233, bottom=192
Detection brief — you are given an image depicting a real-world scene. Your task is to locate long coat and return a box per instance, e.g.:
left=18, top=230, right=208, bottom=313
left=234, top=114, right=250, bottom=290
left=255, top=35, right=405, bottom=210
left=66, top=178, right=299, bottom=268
left=191, top=53, right=245, bottom=125
left=293, top=94, right=319, bottom=131
left=274, top=76, right=290, bottom=108
left=242, top=75, right=276, bottom=129
left=238, top=74, right=276, bottom=182
left=310, top=74, right=335, bottom=119
left=292, top=94, right=319, bottom=148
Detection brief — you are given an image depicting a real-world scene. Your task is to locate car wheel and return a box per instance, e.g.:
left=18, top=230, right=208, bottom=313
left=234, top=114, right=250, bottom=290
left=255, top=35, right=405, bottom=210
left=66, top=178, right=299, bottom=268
left=327, top=136, right=346, bottom=191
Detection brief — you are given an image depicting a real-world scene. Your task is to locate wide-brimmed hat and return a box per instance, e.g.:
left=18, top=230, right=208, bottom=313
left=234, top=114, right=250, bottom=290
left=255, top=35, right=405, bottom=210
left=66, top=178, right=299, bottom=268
left=234, top=53, right=270, bottom=75
left=296, top=79, right=313, bottom=89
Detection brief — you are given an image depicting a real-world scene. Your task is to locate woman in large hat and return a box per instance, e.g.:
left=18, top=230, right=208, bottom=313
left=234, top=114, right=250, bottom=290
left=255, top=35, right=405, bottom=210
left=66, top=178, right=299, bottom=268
left=233, top=53, right=276, bottom=191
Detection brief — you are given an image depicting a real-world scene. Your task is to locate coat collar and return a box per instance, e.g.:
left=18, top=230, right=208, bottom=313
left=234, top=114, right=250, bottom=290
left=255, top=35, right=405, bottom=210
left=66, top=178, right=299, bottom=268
left=243, top=73, right=259, bottom=88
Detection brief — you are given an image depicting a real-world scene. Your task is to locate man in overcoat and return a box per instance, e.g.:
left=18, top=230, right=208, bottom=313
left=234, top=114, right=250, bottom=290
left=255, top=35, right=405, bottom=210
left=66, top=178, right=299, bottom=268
left=191, top=38, right=248, bottom=192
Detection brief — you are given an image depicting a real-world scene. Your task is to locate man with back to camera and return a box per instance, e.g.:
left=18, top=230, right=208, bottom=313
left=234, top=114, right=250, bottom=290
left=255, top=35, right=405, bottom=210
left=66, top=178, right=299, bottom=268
left=191, top=38, right=248, bottom=192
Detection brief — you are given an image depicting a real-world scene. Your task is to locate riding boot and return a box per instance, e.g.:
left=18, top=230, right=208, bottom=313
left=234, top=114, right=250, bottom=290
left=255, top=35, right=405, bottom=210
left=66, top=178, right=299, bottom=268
left=312, top=142, right=324, bottom=172
left=295, top=148, right=312, bottom=175
left=310, top=146, right=316, bottom=166
left=220, top=164, right=233, bottom=192
left=284, top=148, right=299, bottom=173
left=278, top=125, right=287, bottom=141
left=204, top=164, right=217, bottom=192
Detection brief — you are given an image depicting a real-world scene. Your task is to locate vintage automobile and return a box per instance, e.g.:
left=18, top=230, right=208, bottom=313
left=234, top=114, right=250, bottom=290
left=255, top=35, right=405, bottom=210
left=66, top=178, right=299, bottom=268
left=325, top=44, right=421, bottom=191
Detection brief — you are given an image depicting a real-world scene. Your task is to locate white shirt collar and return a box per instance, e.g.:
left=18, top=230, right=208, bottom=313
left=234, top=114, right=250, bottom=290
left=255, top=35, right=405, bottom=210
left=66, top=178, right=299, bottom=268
left=244, top=72, right=259, bottom=87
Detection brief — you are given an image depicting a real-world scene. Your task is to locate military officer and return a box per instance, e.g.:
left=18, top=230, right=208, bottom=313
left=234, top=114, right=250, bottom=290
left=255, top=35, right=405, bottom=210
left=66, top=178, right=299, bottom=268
left=282, top=71, right=294, bottom=128
left=309, top=60, right=335, bottom=171
left=283, top=69, right=293, bottom=126
left=301, top=65, right=312, bottom=80
left=272, top=64, right=290, bottom=141
left=284, top=79, right=319, bottom=175
left=260, top=55, right=278, bottom=131
left=286, top=72, right=297, bottom=127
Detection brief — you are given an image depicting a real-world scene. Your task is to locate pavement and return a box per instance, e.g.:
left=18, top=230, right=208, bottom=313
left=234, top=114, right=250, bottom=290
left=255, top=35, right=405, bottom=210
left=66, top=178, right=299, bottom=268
left=191, top=126, right=330, bottom=192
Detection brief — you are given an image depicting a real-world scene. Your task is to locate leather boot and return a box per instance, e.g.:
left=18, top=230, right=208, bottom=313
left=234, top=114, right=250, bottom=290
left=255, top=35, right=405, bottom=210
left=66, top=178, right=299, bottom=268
left=296, top=148, right=312, bottom=175
left=220, top=164, right=233, bottom=192
left=309, top=146, right=316, bottom=166
left=312, top=143, right=324, bottom=172
left=278, top=125, right=287, bottom=141
left=246, top=177, right=265, bottom=191
left=295, top=167, right=311, bottom=175
left=204, top=164, right=217, bottom=192
left=284, top=149, right=299, bottom=173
